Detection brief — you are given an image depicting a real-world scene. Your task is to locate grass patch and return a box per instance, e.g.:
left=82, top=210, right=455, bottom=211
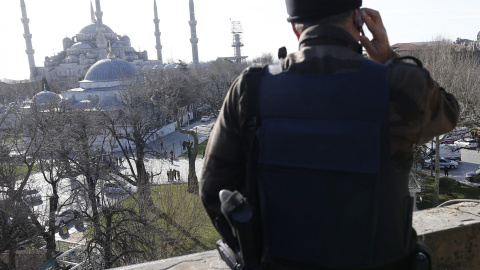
left=179, top=139, right=208, bottom=158
left=416, top=173, right=480, bottom=210
left=119, top=183, right=219, bottom=258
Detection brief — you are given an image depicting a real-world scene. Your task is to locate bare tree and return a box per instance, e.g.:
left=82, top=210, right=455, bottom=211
left=200, top=60, right=246, bottom=114
left=152, top=69, right=204, bottom=193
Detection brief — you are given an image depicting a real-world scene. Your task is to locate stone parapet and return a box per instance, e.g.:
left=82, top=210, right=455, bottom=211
left=112, top=201, right=480, bottom=270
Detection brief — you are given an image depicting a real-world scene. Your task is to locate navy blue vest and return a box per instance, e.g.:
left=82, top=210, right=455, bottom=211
left=256, top=59, right=415, bottom=267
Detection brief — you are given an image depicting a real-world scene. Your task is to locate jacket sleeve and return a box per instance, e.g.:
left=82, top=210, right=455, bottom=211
left=386, top=61, right=460, bottom=153
left=200, top=74, right=247, bottom=222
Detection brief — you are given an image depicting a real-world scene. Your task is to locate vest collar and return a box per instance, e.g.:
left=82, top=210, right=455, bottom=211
left=299, top=25, right=362, bottom=54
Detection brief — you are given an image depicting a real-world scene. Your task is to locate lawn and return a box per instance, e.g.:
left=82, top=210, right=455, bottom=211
left=118, top=183, right=219, bottom=258
left=416, top=173, right=480, bottom=210
left=179, top=139, right=208, bottom=158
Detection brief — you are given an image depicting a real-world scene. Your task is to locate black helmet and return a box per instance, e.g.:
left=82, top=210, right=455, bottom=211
left=285, top=0, right=362, bottom=22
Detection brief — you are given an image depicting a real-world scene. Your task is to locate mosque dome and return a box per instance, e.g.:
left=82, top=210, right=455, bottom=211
left=79, top=23, right=114, bottom=34
left=84, top=58, right=139, bottom=82
left=32, top=91, right=62, bottom=105
left=70, top=42, right=94, bottom=49
left=153, top=64, right=164, bottom=70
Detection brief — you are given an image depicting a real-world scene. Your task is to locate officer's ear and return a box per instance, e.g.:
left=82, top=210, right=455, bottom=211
left=292, top=22, right=300, bottom=40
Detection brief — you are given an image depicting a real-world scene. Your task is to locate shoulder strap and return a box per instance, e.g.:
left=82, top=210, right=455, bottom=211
left=240, top=66, right=265, bottom=145
left=238, top=65, right=267, bottom=267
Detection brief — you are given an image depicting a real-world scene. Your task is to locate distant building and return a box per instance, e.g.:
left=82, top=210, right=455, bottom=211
left=19, top=0, right=201, bottom=91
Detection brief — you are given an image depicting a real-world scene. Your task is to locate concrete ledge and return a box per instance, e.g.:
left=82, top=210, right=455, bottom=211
left=113, top=202, right=480, bottom=269
left=413, top=202, right=480, bottom=269
left=110, top=250, right=228, bottom=270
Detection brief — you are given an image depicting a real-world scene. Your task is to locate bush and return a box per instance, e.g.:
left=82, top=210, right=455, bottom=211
left=439, top=176, right=458, bottom=193
left=471, top=175, right=480, bottom=183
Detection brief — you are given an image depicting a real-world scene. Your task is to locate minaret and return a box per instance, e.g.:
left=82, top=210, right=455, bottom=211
left=95, top=0, right=108, bottom=59
left=153, top=0, right=163, bottom=64
left=188, top=0, right=199, bottom=65
left=90, top=1, right=96, bottom=23
left=20, top=0, right=37, bottom=80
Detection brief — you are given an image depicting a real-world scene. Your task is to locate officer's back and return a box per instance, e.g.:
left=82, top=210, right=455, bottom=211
left=200, top=1, right=460, bottom=269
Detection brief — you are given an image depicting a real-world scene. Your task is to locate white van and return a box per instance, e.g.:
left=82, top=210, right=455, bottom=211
left=426, top=144, right=461, bottom=161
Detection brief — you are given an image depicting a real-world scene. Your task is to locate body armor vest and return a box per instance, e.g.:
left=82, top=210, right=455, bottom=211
left=255, top=59, right=416, bottom=267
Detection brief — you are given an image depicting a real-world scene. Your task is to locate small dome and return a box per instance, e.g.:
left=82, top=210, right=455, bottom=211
left=70, top=42, right=94, bottom=49
left=142, top=65, right=153, bottom=71
left=153, top=64, right=163, bottom=70
left=164, top=64, right=176, bottom=69
left=79, top=23, right=114, bottom=35
left=74, top=100, right=94, bottom=109
left=84, top=58, right=139, bottom=82
left=32, top=91, right=62, bottom=105
left=59, top=97, right=79, bottom=109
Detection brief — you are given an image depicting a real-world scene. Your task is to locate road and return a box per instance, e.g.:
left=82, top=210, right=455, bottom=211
left=422, top=148, right=480, bottom=187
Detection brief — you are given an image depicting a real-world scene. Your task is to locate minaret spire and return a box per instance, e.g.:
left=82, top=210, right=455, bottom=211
left=95, top=0, right=108, bottom=59
left=153, top=0, right=163, bottom=64
left=20, top=0, right=37, bottom=80
left=90, top=0, right=96, bottom=23
left=94, top=0, right=103, bottom=26
left=188, top=0, right=199, bottom=65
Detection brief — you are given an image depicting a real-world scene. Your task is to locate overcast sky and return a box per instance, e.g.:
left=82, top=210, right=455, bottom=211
left=2, top=0, right=480, bottom=81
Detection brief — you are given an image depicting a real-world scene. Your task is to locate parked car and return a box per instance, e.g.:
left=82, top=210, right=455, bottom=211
left=200, top=115, right=210, bottom=122
left=103, top=181, right=133, bottom=194
left=424, top=157, right=459, bottom=170
left=55, top=209, right=80, bottom=227
left=454, top=138, right=478, bottom=149
left=465, top=169, right=480, bottom=182
left=22, top=189, right=42, bottom=204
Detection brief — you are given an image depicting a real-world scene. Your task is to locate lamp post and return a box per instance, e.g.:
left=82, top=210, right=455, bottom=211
left=172, top=138, right=175, bottom=158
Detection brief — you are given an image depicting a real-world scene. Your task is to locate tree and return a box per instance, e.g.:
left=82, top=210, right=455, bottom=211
left=249, top=52, right=275, bottom=66
left=0, top=99, right=47, bottom=269
left=152, top=69, right=204, bottom=193
left=101, top=80, right=166, bottom=214
left=200, top=59, right=246, bottom=114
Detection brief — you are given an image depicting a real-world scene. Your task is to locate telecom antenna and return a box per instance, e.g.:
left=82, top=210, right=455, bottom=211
left=231, top=21, right=244, bottom=64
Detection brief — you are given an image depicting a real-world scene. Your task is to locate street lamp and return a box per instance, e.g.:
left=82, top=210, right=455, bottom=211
left=172, top=138, right=175, bottom=158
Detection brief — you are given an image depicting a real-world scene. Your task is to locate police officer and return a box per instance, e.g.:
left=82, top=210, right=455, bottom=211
left=201, top=0, right=459, bottom=269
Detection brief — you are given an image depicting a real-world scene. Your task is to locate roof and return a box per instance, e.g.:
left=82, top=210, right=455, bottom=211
left=391, top=43, right=422, bottom=52
left=79, top=23, right=114, bottom=35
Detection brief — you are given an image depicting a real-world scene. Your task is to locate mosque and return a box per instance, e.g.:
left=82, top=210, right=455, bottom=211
left=20, top=0, right=200, bottom=89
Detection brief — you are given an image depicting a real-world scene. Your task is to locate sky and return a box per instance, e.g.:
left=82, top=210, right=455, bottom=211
left=1, top=0, right=480, bottom=81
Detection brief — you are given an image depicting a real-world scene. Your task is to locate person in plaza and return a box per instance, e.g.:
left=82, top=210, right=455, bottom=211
left=200, top=0, right=459, bottom=269
left=444, top=165, right=449, bottom=177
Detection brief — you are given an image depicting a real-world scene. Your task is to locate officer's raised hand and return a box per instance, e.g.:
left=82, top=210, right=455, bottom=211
left=359, top=8, right=397, bottom=64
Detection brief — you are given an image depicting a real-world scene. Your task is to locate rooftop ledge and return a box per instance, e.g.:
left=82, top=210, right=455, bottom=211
left=112, top=201, right=480, bottom=270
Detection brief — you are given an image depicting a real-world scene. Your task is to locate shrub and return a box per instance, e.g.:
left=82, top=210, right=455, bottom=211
left=439, top=176, right=458, bottom=193
left=471, top=175, right=480, bottom=183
